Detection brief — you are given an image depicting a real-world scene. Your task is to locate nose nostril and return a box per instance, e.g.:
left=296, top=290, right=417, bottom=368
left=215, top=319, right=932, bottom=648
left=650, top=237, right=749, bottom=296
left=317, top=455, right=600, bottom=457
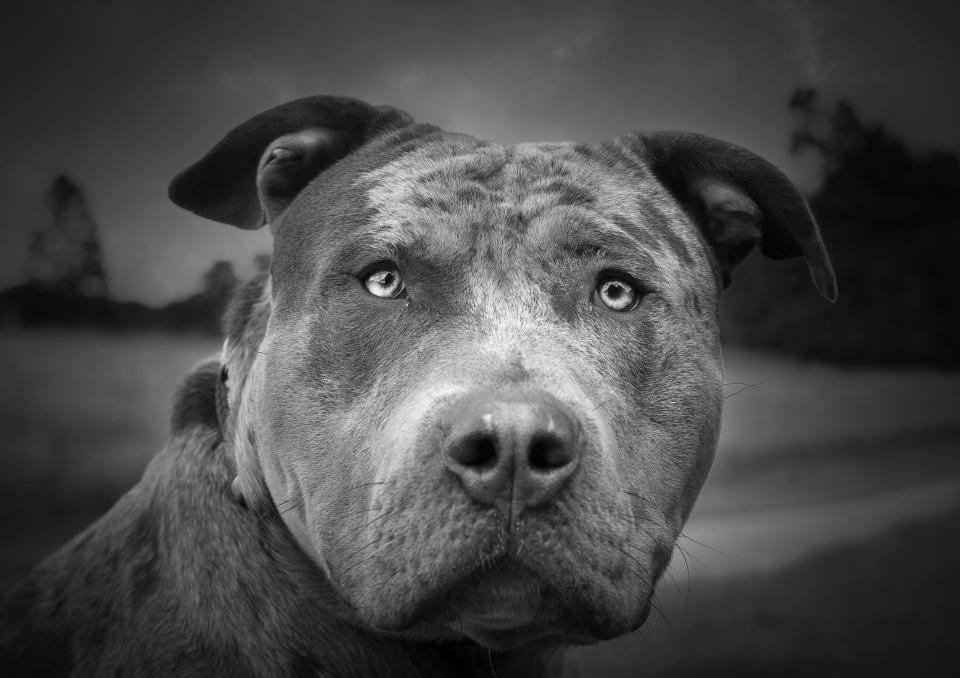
left=451, top=434, right=498, bottom=469
left=444, top=393, right=583, bottom=511
left=528, top=434, right=573, bottom=470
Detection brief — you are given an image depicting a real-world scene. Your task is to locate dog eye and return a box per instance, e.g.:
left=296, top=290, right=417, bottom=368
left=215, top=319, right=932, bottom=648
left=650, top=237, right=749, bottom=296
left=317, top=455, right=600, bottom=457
left=363, top=267, right=407, bottom=299
left=596, top=277, right=641, bottom=312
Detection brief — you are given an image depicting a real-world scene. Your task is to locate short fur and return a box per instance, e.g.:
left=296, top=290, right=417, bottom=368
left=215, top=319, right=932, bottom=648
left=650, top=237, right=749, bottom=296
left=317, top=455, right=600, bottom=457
left=0, top=95, right=835, bottom=677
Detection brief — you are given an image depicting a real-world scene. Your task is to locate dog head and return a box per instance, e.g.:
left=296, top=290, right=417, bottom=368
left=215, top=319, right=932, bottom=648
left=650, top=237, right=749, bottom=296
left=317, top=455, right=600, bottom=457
left=170, top=96, right=835, bottom=651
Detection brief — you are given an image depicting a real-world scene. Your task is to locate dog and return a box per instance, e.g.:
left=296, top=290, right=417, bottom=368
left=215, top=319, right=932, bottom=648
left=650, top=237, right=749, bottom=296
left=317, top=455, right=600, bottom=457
left=0, top=95, right=836, bottom=677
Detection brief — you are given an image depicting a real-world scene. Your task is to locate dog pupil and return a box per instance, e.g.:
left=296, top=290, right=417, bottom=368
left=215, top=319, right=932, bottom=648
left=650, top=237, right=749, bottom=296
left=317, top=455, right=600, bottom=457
left=370, top=270, right=394, bottom=290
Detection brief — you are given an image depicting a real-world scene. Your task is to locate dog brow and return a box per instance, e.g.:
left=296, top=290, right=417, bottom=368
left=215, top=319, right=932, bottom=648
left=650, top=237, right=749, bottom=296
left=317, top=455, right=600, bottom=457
left=337, top=219, right=469, bottom=273
left=560, top=229, right=667, bottom=281
left=562, top=230, right=648, bottom=260
left=353, top=221, right=422, bottom=254
left=530, top=205, right=650, bottom=257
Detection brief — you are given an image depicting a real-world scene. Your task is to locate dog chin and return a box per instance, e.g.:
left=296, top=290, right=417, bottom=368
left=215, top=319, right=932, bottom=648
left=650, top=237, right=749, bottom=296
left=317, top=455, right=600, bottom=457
left=367, top=558, right=642, bottom=650
left=432, top=560, right=571, bottom=649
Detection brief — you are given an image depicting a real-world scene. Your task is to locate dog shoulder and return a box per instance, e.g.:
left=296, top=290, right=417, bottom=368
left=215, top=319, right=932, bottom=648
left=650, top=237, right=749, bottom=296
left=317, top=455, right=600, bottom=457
left=0, top=358, right=242, bottom=675
left=0, top=490, right=164, bottom=675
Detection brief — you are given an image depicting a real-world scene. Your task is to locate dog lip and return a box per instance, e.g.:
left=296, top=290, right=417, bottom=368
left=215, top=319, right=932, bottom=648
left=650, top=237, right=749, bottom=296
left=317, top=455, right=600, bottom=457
left=356, top=548, right=649, bottom=642
left=436, top=560, right=571, bottom=649
left=429, top=558, right=569, bottom=628
left=452, top=621, right=560, bottom=651
left=457, top=611, right=534, bottom=629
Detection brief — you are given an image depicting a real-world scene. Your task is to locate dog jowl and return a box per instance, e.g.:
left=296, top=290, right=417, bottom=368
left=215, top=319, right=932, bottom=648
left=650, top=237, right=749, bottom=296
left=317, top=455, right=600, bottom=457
left=1, top=96, right=835, bottom=676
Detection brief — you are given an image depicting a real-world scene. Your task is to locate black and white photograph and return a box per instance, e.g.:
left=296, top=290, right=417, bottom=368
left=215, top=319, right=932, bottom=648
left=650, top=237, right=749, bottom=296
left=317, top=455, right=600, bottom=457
left=1, top=1, right=958, bottom=676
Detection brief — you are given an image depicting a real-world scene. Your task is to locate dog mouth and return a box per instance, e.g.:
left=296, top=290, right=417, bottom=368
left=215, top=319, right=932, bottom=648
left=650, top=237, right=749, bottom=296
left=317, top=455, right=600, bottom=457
left=414, top=558, right=591, bottom=650
left=341, top=522, right=659, bottom=647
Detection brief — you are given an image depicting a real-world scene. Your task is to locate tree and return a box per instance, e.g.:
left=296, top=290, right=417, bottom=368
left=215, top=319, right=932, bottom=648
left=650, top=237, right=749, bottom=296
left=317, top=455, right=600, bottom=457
left=720, top=89, right=960, bottom=366
left=26, top=175, right=109, bottom=298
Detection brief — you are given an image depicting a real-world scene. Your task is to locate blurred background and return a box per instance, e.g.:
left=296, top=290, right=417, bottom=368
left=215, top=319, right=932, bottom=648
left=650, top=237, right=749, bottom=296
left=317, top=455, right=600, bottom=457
left=1, top=1, right=958, bottom=675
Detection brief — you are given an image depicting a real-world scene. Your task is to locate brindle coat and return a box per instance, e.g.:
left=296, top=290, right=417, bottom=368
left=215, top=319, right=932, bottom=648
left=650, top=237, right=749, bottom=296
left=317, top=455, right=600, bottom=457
left=0, top=96, right=835, bottom=677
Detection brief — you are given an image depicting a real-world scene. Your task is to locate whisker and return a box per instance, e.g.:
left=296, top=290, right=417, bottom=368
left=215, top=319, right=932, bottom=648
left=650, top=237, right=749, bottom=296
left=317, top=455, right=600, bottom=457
left=675, top=540, right=706, bottom=569
left=255, top=498, right=296, bottom=522
left=664, top=566, right=685, bottom=603
left=649, top=593, right=674, bottom=636
left=349, top=480, right=391, bottom=491
left=619, top=561, right=673, bottom=635
left=342, top=537, right=386, bottom=574
left=612, top=545, right=654, bottom=589
left=724, top=372, right=796, bottom=399
left=355, top=510, right=391, bottom=533
left=679, top=532, right=740, bottom=558
left=486, top=647, right=499, bottom=678
left=673, top=541, right=693, bottom=606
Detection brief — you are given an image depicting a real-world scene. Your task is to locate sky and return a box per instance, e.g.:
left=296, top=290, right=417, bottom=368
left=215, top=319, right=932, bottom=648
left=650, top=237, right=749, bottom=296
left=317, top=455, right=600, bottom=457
left=1, top=0, right=958, bottom=304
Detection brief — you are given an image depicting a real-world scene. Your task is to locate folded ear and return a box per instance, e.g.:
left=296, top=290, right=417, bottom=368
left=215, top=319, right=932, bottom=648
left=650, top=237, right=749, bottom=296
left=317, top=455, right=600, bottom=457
left=169, top=96, right=414, bottom=229
left=627, top=132, right=837, bottom=301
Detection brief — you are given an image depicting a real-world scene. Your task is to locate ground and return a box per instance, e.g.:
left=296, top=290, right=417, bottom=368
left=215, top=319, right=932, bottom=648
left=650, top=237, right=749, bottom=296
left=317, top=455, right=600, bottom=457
left=1, top=329, right=958, bottom=676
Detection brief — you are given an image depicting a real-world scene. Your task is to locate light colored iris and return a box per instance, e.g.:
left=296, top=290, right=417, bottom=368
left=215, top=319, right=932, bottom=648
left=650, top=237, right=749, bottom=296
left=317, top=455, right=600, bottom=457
left=597, top=278, right=639, bottom=311
left=364, top=268, right=406, bottom=299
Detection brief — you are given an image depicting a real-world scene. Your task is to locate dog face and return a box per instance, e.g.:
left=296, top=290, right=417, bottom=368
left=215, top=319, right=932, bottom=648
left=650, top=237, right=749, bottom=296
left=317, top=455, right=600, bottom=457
left=170, top=97, right=835, bottom=651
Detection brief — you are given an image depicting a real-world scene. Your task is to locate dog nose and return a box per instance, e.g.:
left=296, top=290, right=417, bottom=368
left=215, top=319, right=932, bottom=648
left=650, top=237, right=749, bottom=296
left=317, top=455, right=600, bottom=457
left=443, top=390, right=582, bottom=516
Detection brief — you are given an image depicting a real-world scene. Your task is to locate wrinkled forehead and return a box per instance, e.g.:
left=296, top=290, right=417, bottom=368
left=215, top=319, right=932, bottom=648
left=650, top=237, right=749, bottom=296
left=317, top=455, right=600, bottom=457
left=351, top=135, right=707, bottom=290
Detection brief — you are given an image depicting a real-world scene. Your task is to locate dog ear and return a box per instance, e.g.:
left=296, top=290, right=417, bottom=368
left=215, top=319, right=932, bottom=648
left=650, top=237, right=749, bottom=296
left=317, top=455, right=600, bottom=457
left=169, top=96, right=414, bottom=229
left=627, top=132, right=837, bottom=301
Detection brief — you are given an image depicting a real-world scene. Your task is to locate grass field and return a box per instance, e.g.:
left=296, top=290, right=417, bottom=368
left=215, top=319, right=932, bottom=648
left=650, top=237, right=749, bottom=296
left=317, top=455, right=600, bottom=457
left=1, top=328, right=958, bottom=676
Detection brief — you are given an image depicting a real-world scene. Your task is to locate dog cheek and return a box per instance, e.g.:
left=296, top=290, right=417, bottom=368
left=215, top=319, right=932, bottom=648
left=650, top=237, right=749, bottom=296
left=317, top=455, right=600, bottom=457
left=264, top=330, right=427, bottom=568
left=242, top=337, right=342, bottom=544
left=590, top=304, right=722, bottom=530
left=259, top=391, right=372, bottom=573
left=639, top=340, right=722, bottom=529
